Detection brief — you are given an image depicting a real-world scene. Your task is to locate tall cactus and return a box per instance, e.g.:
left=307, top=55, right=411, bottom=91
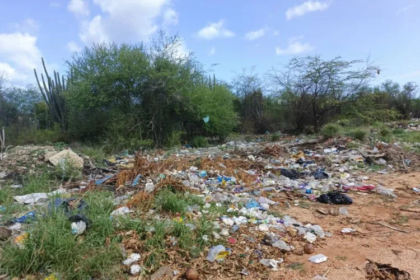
left=34, top=58, right=69, bottom=131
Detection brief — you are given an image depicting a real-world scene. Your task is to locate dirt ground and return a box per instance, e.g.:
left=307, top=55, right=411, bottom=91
left=268, top=171, right=420, bottom=280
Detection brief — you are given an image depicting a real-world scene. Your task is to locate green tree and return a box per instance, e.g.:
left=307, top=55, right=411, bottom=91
left=268, top=55, right=377, bottom=132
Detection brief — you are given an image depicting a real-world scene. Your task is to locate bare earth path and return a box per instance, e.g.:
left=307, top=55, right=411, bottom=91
left=269, top=171, right=420, bottom=280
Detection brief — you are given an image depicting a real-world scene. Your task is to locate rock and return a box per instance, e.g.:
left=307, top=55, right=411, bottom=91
left=49, top=149, right=84, bottom=169
left=304, top=243, right=315, bottom=254
left=185, top=268, right=199, bottom=280
left=44, top=151, right=58, bottom=162
left=151, top=266, right=172, bottom=280
left=0, top=226, right=12, bottom=239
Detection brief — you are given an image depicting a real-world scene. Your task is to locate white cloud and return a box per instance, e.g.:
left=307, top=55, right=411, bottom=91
left=397, top=5, right=415, bottom=15
left=67, top=41, right=82, bottom=53
left=276, top=37, right=315, bottom=55
left=0, top=32, right=42, bottom=83
left=68, top=0, right=90, bottom=17
left=163, top=8, right=178, bottom=26
left=50, top=1, right=61, bottom=7
left=197, top=20, right=234, bottom=40
left=208, top=47, right=216, bottom=56
left=286, top=1, right=329, bottom=20
left=245, top=28, right=265, bottom=41
left=273, top=30, right=280, bottom=36
left=12, top=18, right=40, bottom=34
left=77, top=0, right=174, bottom=45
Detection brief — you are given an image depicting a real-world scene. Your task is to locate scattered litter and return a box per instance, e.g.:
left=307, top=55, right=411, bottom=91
left=14, top=189, right=66, bottom=205
left=71, top=220, right=86, bottom=235
left=341, top=228, right=355, bottom=233
left=130, top=264, right=141, bottom=275
left=304, top=232, right=317, bottom=243
left=259, top=258, right=284, bottom=270
left=308, top=254, right=328, bottom=264
left=317, top=192, right=353, bottom=205
left=207, top=245, right=230, bottom=262
left=339, top=207, right=349, bottom=215
left=12, top=211, right=36, bottom=223
left=111, top=206, right=132, bottom=216
left=122, top=253, right=141, bottom=266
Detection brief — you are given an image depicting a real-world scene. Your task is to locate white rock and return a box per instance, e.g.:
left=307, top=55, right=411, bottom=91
left=49, top=149, right=84, bottom=169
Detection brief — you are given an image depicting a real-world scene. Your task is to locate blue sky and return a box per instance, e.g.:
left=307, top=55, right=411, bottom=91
left=0, top=0, right=419, bottom=87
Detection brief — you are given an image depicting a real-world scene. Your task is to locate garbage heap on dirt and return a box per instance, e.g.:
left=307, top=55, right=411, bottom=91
left=0, top=135, right=417, bottom=279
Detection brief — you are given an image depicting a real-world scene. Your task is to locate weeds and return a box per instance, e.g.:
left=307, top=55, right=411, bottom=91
left=271, top=133, right=281, bottom=142
left=191, top=136, right=209, bottom=148
left=353, top=129, right=367, bottom=142
left=76, top=145, right=106, bottom=163
left=336, top=256, right=348, bottom=261
left=320, top=123, right=340, bottom=139
left=154, top=189, right=203, bottom=214
left=0, top=202, right=122, bottom=279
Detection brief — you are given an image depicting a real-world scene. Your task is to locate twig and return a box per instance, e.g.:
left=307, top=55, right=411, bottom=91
left=400, top=207, right=420, bottom=213
left=375, top=221, right=410, bottom=233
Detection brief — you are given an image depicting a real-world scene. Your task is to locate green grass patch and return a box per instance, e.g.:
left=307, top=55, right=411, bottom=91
left=154, top=189, right=203, bottom=214
left=0, top=191, right=122, bottom=279
left=398, top=131, right=420, bottom=143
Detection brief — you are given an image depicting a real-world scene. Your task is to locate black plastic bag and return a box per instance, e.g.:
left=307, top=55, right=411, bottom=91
left=312, top=169, right=329, bottom=179
left=280, top=168, right=300, bottom=180
left=317, top=192, right=353, bottom=205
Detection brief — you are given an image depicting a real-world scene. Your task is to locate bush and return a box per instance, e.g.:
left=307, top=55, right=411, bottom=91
left=320, top=123, right=340, bottom=138
left=380, top=127, right=392, bottom=137
left=191, top=136, right=208, bottom=148
left=244, top=135, right=253, bottom=142
left=165, top=131, right=183, bottom=148
left=393, top=128, right=405, bottom=135
left=271, top=133, right=281, bottom=142
left=353, top=129, right=367, bottom=142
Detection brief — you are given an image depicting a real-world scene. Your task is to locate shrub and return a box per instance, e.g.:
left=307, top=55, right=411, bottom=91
left=353, top=129, right=367, bottom=142
left=320, top=123, right=340, bottom=138
left=380, top=127, right=392, bottom=137
left=191, top=136, right=208, bottom=148
left=165, top=131, right=183, bottom=148
left=393, top=128, right=405, bottom=135
left=271, top=133, right=281, bottom=142
left=244, top=135, right=253, bottom=142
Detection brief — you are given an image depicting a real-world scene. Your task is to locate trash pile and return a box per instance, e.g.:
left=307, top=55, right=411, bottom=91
left=0, top=135, right=418, bottom=278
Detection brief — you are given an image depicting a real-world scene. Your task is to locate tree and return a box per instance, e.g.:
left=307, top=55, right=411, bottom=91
left=268, top=55, right=376, bottom=132
left=232, top=68, right=266, bottom=133
left=66, top=33, right=237, bottom=147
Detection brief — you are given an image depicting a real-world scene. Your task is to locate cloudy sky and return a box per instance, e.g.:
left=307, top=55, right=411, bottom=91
left=0, top=0, right=419, bottom=86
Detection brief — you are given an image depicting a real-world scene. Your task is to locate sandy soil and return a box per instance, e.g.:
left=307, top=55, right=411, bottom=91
left=268, top=171, right=420, bottom=280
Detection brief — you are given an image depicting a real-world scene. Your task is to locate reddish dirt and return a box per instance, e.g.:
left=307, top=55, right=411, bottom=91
left=268, top=171, right=420, bottom=280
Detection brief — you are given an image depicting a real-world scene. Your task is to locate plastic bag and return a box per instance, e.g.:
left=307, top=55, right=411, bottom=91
left=375, top=186, right=397, bottom=198
left=317, top=192, right=353, bottom=205
left=308, top=254, right=328, bottom=263
left=207, top=245, right=229, bottom=262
